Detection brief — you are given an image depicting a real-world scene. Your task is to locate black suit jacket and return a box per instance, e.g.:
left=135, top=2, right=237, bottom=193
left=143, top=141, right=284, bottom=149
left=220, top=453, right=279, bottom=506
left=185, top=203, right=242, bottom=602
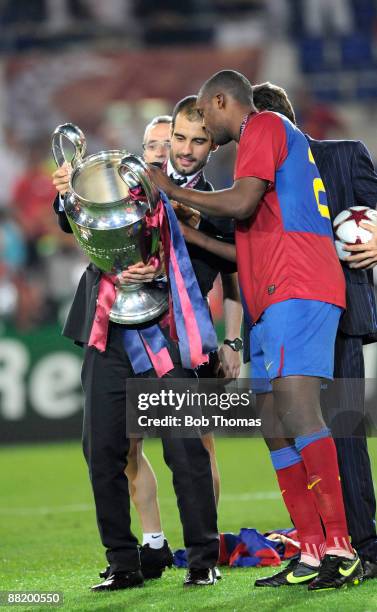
left=54, top=175, right=235, bottom=344
left=186, top=175, right=236, bottom=296
left=308, top=137, right=377, bottom=340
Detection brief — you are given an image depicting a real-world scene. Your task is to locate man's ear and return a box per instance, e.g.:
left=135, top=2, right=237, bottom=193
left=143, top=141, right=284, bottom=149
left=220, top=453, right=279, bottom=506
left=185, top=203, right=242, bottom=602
left=210, top=142, right=219, bottom=153
left=216, top=93, right=225, bottom=109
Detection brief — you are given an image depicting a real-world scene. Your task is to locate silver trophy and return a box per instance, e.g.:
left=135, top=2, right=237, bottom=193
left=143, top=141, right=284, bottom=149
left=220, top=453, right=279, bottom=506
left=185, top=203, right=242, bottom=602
left=52, top=123, right=168, bottom=325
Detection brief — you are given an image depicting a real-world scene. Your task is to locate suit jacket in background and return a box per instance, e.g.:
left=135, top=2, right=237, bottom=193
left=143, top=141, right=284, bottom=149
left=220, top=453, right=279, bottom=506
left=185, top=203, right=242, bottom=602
left=186, top=174, right=236, bottom=297
left=308, top=137, right=377, bottom=341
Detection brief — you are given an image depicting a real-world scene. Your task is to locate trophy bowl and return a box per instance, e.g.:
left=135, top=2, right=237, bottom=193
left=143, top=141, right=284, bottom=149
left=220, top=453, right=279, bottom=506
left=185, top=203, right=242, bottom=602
left=52, top=123, right=168, bottom=325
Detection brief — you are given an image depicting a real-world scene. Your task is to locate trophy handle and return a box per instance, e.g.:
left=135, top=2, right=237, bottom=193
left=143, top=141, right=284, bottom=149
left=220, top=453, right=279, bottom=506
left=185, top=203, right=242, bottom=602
left=118, top=154, right=159, bottom=212
left=52, top=123, right=87, bottom=168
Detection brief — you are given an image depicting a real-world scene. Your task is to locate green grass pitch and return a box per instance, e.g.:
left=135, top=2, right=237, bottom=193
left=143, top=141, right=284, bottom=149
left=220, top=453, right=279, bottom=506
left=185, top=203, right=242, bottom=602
left=1, top=438, right=377, bottom=611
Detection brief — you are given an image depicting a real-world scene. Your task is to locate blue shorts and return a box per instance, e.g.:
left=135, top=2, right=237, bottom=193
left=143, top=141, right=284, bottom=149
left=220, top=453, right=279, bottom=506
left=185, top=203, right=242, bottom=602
left=250, top=299, right=342, bottom=393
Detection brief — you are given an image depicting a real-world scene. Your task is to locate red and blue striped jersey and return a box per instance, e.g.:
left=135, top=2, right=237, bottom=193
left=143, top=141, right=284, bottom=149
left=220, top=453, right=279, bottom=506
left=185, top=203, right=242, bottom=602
left=234, top=111, right=346, bottom=323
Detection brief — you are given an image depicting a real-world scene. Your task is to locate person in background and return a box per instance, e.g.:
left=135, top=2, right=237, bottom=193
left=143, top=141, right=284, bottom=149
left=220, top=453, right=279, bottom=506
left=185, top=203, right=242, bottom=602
left=142, top=115, right=172, bottom=164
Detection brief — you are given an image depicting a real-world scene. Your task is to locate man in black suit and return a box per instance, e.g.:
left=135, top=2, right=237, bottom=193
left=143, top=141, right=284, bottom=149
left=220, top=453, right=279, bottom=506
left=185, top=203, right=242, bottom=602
left=51, top=117, right=222, bottom=589
left=251, top=82, right=377, bottom=579
left=121, top=100, right=242, bottom=575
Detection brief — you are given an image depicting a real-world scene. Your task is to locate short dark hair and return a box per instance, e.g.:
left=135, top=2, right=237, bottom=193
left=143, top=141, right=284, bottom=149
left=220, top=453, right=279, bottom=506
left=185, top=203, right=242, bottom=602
left=143, top=115, right=172, bottom=143
left=252, top=82, right=296, bottom=124
left=171, top=95, right=202, bottom=130
left=199, top=70, right=254, bottom=106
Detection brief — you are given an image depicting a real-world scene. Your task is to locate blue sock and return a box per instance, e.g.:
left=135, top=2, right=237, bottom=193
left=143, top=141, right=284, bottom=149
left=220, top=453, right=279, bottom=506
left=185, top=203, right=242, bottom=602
left=295, top=427, right=331, bottom=454
left=270, top=445, right=302, bottom=471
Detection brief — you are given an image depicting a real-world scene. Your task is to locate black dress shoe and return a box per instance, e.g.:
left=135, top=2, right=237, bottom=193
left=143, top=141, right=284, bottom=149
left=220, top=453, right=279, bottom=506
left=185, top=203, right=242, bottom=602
left=140, top=540, right=174, bottom=579
left=91, top=570, right=144, bottom=591
left=99, top=565, right=110, bottom=579
left=183, top=567, right=217, bottom=586
left=99, top=540, right=173, bottom=581
left=363, top=560, right=377, bottom=580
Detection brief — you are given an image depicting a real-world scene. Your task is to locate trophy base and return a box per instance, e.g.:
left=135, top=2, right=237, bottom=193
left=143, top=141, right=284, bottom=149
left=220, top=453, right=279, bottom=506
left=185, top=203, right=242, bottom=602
left=109, top=283, right=169, bottom=325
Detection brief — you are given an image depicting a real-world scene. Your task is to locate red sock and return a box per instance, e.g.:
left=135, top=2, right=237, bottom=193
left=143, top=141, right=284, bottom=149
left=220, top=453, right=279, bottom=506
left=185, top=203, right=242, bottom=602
left=300, top=437, right=353, bottom=557
left=276, top=461, right=325, bottom=566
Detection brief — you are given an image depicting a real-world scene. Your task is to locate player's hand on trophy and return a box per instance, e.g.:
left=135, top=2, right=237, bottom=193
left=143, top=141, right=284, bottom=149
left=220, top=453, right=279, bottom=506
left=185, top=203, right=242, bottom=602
left=118, top=259, right=163, bottom=285
left=172, top=200, right=201, bottom=228
left=52, top=161, right=71, bottom=195
left=147, top=164, right=178, bottom=199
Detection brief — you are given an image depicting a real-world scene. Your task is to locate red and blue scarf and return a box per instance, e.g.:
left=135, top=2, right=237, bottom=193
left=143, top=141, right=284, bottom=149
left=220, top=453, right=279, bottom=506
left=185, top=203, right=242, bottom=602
left=88, top=190, right=217, bottom=376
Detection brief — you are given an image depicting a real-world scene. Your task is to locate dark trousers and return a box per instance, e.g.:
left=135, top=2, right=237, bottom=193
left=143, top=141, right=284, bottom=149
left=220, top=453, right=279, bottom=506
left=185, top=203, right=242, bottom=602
left=81, top=323, right=219, bottom=572
left=322, top=332, right=377, bottom=558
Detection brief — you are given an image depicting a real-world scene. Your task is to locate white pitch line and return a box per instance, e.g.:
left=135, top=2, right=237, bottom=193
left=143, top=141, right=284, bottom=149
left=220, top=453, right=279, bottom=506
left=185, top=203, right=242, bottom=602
left=0, top=503, right=93, bottom=516
left=0, top=492, right=281, bottom=516
left=221, top=492, right=281, bottom=501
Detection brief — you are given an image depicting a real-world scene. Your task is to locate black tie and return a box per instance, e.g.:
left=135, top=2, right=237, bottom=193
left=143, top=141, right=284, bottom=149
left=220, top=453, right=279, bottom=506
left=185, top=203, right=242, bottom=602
left=169, top=174, right=187, bottom=186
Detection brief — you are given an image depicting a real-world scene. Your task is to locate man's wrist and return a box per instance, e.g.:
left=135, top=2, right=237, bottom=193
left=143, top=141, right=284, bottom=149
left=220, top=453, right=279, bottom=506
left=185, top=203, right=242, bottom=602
left=196, top=229, right=207, bottom=248
left=223, top=337, right=243, bottom=352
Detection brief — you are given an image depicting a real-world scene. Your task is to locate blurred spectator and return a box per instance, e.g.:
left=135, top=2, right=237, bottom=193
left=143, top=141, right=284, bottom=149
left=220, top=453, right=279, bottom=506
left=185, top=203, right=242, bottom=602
left=0, top=0, right=47, bottom=25
left=134, top=0, right=214, bottom=45
left=7, top=135, right=78, bottom=329
left=0, top=210, right=27, bottom=273
left=295, top=88, right=347, bottom=139
left=45, top=0, right=134, bottom=32
left=81, top=0, right=134, bottom=29
left=212, top=0, right=265, bottom=16
left=0, top=0, right=93, bottom=27
left=0, top=0, right=132, bottom=51
left=301, top=0, right=354, bottom=36
left=44, top=0, right=73, bottom=32
left=0, top=209, right=44, bottom=329
left=214, top=0, right=267, bottom=47
left=265, top=0, right=291, bottom=39
left=11, top=139, right=59, bottom=261
left=0, top=128, right=26, bottom=209
left=352, top=0, right=377, bottom=34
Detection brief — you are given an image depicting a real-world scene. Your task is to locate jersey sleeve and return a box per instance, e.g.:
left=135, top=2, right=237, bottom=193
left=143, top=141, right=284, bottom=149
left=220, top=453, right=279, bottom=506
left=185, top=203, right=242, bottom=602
left=234, top=112, right=288, bottom=184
